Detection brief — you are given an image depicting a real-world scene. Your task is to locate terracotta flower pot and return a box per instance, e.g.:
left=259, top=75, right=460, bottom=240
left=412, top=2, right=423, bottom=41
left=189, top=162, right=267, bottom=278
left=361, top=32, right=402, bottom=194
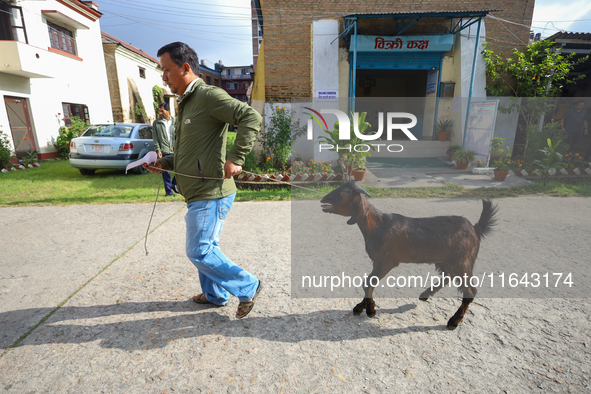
left=352, top=168, right=366, bottom=181
left=494, top=169, right=509, bottom=181
left=456, top=160, right=469, bottom=170
left=437, top=131, right=449, bottom=141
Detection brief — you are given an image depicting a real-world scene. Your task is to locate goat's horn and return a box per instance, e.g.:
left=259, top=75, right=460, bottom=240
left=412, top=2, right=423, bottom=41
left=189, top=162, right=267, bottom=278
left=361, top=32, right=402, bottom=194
left=352, top=183, right=371, bottom=197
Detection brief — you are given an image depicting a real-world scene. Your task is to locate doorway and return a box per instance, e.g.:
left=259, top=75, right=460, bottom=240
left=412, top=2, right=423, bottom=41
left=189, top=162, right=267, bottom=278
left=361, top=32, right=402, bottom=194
left=4, top=96, right=36, bottom=154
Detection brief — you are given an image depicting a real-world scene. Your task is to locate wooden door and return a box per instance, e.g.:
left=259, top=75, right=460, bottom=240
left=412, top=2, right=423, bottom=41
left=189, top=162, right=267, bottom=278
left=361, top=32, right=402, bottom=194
left=4, top=96, right=36, bottom=153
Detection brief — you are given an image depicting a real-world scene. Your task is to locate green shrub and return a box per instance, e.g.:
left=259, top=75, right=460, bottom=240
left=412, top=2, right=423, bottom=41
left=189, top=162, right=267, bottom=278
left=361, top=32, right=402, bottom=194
left=226, top=131, right=258, bottom=173
left=54, top=116, right=90, bottom=159
left=0, top=131, right=14, bottom=169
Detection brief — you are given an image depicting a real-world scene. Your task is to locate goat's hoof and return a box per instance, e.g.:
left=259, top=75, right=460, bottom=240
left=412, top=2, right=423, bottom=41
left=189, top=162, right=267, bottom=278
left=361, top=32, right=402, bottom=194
left=353, top=303, right=366, bottom=315
left=367, top=312, right=376, bottom=318
left=419, top=297, right=429, bottom=302
left=446, top=318, right=460, bottom=330
left=353, top=307, right=364, bottom=316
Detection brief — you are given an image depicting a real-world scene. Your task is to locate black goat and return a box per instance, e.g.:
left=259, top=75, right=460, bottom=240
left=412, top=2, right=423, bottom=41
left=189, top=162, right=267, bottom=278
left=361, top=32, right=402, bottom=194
left=320, top=182, right=497, bottom=330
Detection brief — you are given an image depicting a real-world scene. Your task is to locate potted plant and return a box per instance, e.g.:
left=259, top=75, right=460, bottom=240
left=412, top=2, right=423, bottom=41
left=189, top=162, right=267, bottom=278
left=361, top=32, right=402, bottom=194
left=489, top=138, right=513, bottom=181
left=317, top=111, right=375, bottom=181
left=491, top=150, right=511, bottom=181
left=436, top=119, right=454, bottom=141
left=446, top=145, right=462, bottom=161
left=452, top=148, right=475, bottom=169
left=351, top=153, right=367, bottom=181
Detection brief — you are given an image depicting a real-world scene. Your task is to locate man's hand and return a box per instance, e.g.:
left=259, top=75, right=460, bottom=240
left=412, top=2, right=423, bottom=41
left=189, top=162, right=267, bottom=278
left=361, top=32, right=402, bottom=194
left=156, top=150, right=163, bottom=159
left=224, top=160, right=242, bottom=179
left=143, top=160, right=163, bottom=175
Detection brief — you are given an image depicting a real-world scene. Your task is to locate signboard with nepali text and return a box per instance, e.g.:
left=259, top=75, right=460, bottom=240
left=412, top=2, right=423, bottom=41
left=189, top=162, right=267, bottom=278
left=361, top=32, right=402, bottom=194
left=350, top=34, right=454, bottom=53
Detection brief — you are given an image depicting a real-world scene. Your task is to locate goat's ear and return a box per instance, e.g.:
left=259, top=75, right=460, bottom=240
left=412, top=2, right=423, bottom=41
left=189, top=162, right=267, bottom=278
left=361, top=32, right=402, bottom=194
left=347, top=194, right=367, bottom=225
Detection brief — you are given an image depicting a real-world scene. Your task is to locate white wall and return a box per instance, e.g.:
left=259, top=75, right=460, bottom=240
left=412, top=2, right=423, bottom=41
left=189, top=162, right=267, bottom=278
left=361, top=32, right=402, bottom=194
left=309, top=19, right=340, bottom=164
left=0, top=0, right=112, bottom=155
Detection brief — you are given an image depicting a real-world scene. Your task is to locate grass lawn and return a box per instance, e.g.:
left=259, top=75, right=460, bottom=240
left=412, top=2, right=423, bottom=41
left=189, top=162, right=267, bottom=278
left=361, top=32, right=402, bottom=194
left=0, top=160, right=290, bottom=206
left=1, top=160, right=590, bottom=206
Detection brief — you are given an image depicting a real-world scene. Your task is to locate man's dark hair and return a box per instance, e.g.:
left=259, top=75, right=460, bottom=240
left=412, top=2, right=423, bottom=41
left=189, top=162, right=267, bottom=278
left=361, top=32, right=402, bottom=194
left=158, top=102, right=170, bottom=111
left=157, top=42, right=200, bottom=75
left=575, top=99, right=586, bottom=106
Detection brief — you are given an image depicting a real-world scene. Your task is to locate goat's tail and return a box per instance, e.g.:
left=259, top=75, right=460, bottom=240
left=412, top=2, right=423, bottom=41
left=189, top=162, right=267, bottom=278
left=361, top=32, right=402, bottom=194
left=474, top=199, right=498, bottom=239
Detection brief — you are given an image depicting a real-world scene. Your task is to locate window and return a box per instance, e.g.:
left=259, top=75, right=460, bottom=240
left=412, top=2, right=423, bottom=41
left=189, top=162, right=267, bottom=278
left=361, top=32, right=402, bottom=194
left=62, top=102, right=89, bottom=127
left=206, top=76, right=211, bottom=85
left=139, top=67, right=146, bottom=79
left=48, top=21, right=76, bottom=55
left=138, top=126, right=153, bottom=140
left=226, top=82, right=237, bottom=90
left=0, top=3, right=28, bottom=43
left=214, top=78, right=219, bottom=86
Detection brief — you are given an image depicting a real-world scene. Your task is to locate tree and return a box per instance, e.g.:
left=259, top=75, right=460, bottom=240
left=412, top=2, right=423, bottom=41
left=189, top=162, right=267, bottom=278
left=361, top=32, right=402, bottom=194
left=482, top=40, right=586, bottom=98
left=482, top=41, right=587, bottom=159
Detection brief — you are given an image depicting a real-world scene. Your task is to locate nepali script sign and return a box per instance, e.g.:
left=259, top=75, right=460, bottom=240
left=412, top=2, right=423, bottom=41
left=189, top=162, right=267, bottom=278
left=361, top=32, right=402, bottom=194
left=351, top=35, right=454, bottom=53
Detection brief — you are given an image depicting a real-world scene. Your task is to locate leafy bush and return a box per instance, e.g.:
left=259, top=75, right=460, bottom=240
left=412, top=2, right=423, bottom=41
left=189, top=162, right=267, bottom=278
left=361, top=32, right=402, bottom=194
left=54, top=116, right=90, bottom=159
left=0, top=131, right=14, bottom=169
left=260, top=104, right=306, bottom=172
left=533, top=138, right=567, bottom=186
left=290, top=159, right=334, bottom=175
left=226, top=131, right=258, bottom=173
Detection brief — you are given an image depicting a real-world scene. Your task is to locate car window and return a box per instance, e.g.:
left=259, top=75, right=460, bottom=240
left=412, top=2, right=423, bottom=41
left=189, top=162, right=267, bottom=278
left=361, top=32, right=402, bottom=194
left=138, top=126, right=153, bottom=140
left=83, top=125, right=132, bottom=138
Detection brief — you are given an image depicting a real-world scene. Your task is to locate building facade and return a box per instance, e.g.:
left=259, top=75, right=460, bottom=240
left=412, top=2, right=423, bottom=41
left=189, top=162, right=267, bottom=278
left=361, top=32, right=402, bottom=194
left=102, top=31, right=167, bottom=124
left=0, top=0, right=112, bottom=159
left=251, top=1, right=535, bottom=161
left=198, top=59, right=222, bottom=88
left=221, top=65, right=253, bottom=103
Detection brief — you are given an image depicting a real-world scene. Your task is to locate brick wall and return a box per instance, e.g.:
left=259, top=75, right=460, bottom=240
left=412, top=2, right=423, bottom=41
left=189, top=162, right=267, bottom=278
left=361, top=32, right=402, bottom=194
left=198, top=67, right=222, bottom=88
left=260, top=0, right=534, bottom=101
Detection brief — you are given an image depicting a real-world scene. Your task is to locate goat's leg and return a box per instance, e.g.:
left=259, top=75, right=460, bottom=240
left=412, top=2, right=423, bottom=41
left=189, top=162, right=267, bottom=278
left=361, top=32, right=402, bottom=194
left=354, top=264, right=391, bottom=318
left=447, top=287, right=477, bottom=330
left=419, top=283, right=443, bottom=301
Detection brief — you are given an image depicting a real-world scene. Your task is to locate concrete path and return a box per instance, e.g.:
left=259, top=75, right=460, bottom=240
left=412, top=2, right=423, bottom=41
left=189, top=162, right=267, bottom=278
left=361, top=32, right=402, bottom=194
left=0, top=195, right=590, bottom=393
left=361, top=159, right=534, bottom=189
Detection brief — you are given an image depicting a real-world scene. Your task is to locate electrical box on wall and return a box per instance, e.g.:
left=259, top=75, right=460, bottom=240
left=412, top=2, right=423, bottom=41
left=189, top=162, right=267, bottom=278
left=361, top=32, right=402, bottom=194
left=440, top=82, right=455, bottom=97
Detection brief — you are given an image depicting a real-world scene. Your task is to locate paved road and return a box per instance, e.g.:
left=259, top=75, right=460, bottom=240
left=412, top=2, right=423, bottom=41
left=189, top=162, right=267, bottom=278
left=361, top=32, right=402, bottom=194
left=0, top=196, right=590, bottom=393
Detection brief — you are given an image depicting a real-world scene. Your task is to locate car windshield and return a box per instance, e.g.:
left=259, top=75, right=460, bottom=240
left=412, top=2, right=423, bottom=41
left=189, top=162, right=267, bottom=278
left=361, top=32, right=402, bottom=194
left=82, top=125, right=133, bottom=138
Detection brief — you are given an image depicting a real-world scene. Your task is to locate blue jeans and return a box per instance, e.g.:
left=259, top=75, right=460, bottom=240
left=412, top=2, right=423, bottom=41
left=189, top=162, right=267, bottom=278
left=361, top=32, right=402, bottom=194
left=161, top=154, right=177, bottom=195
left=185, top=193, right=258, bottom=305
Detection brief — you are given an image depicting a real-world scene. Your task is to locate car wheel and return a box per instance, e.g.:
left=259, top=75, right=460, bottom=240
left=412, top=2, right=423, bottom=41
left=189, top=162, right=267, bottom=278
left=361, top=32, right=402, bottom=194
left=134, top=163, right=149, bottom=175
left=79, top=169, right=96, bottom=175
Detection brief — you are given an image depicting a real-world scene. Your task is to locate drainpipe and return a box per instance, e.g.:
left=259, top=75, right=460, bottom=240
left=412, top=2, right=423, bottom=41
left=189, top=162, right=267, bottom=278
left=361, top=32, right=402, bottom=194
left=351, top=19, right=358, bottom=113
left=432, top=56, right=444, bottom=140
left=462, top=18, right=482, bottom=148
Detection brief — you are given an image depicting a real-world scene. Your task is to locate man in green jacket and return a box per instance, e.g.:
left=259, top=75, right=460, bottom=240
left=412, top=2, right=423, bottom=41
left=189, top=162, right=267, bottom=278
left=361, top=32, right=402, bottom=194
left=152, top=102, right=177, bottom=196
left=145, top=42, right=262, bottom=318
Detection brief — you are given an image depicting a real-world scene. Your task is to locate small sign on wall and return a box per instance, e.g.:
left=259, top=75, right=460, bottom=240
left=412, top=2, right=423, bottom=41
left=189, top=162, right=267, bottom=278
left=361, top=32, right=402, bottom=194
left=426, top=70, right=438, bottom=95
left=316, top=90, right=338, bottom=101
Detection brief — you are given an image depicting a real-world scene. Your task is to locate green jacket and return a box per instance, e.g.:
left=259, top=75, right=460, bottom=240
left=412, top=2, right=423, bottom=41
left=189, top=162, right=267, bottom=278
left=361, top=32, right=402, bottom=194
left=152, top=117, right=176, bottom=155
left=159, top=79, right=261, bottom=202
